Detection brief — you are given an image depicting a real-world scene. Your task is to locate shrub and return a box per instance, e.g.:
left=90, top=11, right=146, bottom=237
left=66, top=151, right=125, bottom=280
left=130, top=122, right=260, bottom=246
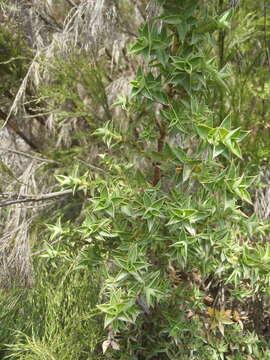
left=50, top=0, right=270, bottom=358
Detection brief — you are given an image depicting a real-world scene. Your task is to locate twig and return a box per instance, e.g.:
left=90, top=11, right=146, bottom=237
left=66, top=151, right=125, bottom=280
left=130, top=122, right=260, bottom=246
left=0, top=188, right=83, bottom=208
left=77, top=158, right=106, bottom=173
left=0, top=148, right=59, bottom=164
left=23, top=196, right=70, bottom=209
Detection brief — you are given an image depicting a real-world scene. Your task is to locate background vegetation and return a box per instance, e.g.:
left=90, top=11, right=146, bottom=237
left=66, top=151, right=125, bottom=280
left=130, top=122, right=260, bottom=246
left=0, top=0, right=269, bottom=359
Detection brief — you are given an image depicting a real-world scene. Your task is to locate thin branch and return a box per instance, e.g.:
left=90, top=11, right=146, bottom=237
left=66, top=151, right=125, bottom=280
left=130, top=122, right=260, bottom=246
left=0, top=148, right=59, bottom=164
left=0, top=188, right=83, bottom=208
left=23, top=196, right=70, bottom=209
left=77, top=158, right=106, bottom=173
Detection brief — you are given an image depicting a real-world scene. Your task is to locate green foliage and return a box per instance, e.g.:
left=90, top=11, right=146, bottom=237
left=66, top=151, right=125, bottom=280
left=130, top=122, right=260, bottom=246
left=1, top=1, right=270, bottom=359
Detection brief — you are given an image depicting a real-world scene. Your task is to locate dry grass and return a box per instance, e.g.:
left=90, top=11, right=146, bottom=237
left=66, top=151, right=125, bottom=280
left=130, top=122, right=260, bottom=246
left=254, top=170, right=270, bottom=220
left=0, top=162, right=38, bottom=288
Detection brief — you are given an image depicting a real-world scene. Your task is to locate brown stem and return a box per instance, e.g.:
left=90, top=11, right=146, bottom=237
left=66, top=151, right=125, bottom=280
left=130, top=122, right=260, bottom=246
left=0, top=187, right=84, bottom=208
left=152, top=121, right=166, bottom=186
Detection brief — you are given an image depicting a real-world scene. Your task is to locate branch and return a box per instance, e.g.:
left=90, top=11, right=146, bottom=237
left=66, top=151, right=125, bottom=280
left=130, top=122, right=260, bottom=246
left=152, top=120, right=166, bottom=186
left=0, top=188, right=83, bottom=208
left=0, top=148, right=59, bottom=164
left=77, top=158, right=106, bottom=173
